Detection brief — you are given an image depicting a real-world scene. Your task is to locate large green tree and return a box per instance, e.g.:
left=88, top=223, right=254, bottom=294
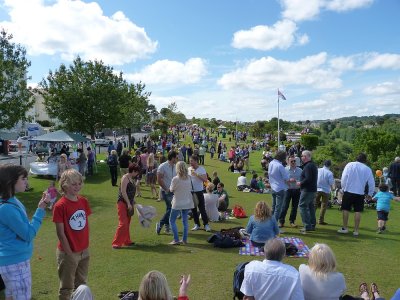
left=0, top=30, right=34, bottom=129
left=38, top=57, right=126, bottom=138
left=119, top=82, right=152, bottom=148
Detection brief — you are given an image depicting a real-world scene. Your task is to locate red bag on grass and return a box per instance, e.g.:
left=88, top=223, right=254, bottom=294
left=233, top=205, right=247, bottom=218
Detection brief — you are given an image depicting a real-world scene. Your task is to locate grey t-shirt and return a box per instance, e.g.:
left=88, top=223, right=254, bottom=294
left=157, top=161, right=176, bottom=191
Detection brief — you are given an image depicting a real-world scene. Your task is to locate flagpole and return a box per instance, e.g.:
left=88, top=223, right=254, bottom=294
left=277, top=89, right=280, bottom=148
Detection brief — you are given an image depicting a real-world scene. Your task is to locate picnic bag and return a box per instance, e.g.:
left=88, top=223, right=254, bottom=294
left=233, top=261, right=250, bottom=299
left=285, top=242, right=298, bottom=256
left=232, top=205, right=247, bottom=218
left=220, top=227, right=244, bottom=240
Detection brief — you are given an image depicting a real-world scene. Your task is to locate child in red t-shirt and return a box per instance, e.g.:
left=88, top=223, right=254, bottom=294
left=53, top=169, right=91, bottom=300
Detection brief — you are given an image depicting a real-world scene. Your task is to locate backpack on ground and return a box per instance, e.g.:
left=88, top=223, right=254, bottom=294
left=233, top=261, right=250, bottom=300
left=221, top=227, right=244, bottom=240
left=232, top=205, right=247, bottom=218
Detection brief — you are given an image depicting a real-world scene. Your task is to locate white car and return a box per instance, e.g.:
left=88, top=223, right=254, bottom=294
left=94, top=138, right=112, bottom=146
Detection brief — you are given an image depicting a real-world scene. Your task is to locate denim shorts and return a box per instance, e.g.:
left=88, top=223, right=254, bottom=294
left=377, top=210, right=389, bottom=221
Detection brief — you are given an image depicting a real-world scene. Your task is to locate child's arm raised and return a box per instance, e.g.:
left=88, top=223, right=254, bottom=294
left=55, top=223, right=73, bottom=255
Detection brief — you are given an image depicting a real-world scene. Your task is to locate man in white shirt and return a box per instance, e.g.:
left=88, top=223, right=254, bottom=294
left=188, top=155, right=211, bottom=232
left=240, top=238, right=304, bottom=300
left=338, top=153, right=375, bottom=236
left=156, top=151, right=178, bottom=235
left=237, top=171, right=248, bottom=191
left=315, top=160, right=334, bottom=225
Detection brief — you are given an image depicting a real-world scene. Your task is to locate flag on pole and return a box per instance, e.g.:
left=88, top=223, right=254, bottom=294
left=278, top=89, right=286, bottom=100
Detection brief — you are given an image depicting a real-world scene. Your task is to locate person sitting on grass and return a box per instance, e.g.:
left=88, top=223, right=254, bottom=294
left=203, top=183, right=220, bottom=222
left=138, top=270, right=190, bottom=300
left=373, top=183, right=400, bottom=234
left=240, top=238, right=304, bottom=300
left=214, top=182, right=230, bottom=215
left=237, top=171, right=249, bottom=191
left=299, top=243, right=346, bottom=300
left=250, top=173, right=261, bottom=193
left=245, top=201, right=279, bottom=248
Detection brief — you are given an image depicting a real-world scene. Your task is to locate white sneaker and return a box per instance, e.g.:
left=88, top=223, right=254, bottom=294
left=337, top=227, right=349, bottom=234
left=191, top=224, right=200, bottom=231
left=353, top=231, right=359, bottom=236
left=205, top=224, right=211, bottom=232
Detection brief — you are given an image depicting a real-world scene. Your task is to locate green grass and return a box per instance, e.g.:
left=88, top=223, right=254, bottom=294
left=3, top=138, right=400, bottom=299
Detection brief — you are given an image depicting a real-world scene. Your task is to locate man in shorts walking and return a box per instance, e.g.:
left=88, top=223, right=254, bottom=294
left=338, top=153, right=375, bottom=236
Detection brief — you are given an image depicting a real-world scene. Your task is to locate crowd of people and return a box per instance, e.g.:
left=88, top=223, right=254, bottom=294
left=1, top=125, right=400, bottom=299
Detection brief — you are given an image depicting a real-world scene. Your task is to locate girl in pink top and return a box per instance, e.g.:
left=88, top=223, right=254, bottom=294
left=47, top=181, right=60, bottom=210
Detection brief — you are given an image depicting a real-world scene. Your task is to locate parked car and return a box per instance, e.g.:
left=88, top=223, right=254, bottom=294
left=94, top=138, right=112, bottom=146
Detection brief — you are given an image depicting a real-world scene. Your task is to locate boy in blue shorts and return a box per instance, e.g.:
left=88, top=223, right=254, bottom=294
left=373, top=183, right=400, bottom=233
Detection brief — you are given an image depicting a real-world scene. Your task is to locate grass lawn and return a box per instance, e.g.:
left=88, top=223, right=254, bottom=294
left=4, top=136, right=400, bottom=299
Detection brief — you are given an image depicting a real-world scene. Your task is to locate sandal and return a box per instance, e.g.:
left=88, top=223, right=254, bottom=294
left=359, top=282, right=369, bottom=298
left=370, top=282, right=379, bottom=300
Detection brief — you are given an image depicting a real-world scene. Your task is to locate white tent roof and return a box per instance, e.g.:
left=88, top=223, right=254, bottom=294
left=30, top=130, right=89, bottom=143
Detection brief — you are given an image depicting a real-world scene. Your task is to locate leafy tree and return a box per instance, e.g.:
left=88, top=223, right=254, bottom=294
left=119, top=82, right=152, bottom=148
left=38, top=57, right=126, bottom=138
left=251, top=121, right=266, bottom=138
left=152, top=119, right=169, bottom=134
left=353, top=128, right=400, bottom=168
left=301, top=134, right=319, bottom=150
left=0, top=30, right=34, bottom=129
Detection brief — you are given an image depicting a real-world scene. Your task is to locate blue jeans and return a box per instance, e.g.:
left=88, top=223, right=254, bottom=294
left=299, top=191, right=317, bottom=230
left=271, top=190, right=285, bottom=222
left=169, top=209, right=190, bottom=242
left=159, top=191, right=173, bottom=228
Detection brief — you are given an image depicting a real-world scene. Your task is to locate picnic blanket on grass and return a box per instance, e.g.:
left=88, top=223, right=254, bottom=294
left=239, top=237, right=310, bottom=258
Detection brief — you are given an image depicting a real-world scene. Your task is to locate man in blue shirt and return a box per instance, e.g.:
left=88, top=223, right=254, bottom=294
left=268, top=151, right=289, bottom=229
left=315, top=160, right=334, bottom=225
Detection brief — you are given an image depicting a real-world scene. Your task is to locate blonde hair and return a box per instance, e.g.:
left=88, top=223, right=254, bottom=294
left=138, top=270, right=173, bottom=300
left=60, top=153, right=67, bottom=161
left=111, top=150, right=117, bottom=156
left=308, top=243, right=337, bottom=279
left=254, top=201, right=271, bottom=222
left=59, top=169, right=83, bottom=194
left=147, top=153, right=155, bottom=168
left=206, top=182, right=214, bottom=193
left=176, top=161, right=188, bottom=179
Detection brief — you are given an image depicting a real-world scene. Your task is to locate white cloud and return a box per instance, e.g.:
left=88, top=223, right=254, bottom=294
left=329, top=56, right=356, bottom=71
left=325, top=0, right=374, bottom=12
left=281, top=0, right=374, bottom=22
left=364, top=81, right=400, bottom=96
left=297, top=34, right=310, bottom=45
left=281, top=0, right=321, bottom=22
left=366, top=98, right=400, bottom=108
left=125, top=58, right=208, bottom=85
left=292, top=99, right=328, bottom=109
left=232, top=20, right=306, bottom=51
left=361, top=53, right=400, bottom=70
left=0, top=0, right=158, bottom=65
left=217, top=52, right=342, bottom=90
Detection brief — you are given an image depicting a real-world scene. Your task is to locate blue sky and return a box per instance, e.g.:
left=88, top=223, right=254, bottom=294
left=1, top=0, right=399, bottom=122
